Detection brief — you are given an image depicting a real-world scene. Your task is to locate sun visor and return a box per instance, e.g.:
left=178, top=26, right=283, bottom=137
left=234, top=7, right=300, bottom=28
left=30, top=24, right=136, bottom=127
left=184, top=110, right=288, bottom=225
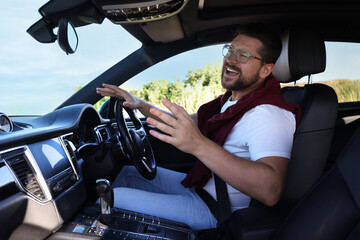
left=140, top=16, right=184, bottom=43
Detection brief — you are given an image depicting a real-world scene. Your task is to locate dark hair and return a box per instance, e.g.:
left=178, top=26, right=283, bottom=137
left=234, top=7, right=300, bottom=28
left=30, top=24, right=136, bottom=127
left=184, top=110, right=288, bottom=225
left=234, top=23, right=282, bottom=64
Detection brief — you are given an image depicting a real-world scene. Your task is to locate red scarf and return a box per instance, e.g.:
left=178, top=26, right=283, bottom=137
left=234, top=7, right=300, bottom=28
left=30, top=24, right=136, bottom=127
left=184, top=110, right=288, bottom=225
left=181, top=76, right=301, bottom=188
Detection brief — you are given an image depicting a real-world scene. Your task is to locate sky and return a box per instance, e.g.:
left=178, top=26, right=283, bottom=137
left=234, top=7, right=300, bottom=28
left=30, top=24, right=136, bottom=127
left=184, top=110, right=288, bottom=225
left=0, top=1, right=223, bottom=115
left=1, top=1, right=360, bottom=116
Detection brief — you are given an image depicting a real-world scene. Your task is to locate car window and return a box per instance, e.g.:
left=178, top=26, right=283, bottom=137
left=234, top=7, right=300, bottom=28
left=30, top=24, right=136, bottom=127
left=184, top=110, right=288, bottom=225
left=115, top=41, right=360, bottom=116
left=293, top=42, right=360, bottom=103
left=118, top=45, right=225, bottom=114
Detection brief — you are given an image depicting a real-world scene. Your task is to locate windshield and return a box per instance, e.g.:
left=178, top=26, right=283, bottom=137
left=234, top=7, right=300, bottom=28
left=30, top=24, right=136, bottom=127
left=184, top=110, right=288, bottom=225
left=0, top=0, right=141, bottom=116
left=2, top=1, right=360, bottom=117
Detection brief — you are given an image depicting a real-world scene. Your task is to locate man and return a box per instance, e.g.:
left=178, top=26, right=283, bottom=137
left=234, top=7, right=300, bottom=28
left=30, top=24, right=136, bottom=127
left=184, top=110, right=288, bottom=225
left=96, top=23, right=300, bottom=230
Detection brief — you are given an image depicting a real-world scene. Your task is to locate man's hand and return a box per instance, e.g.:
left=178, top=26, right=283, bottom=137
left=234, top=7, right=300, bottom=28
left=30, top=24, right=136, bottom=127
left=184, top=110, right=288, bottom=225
left=96, top=84, right=142, bottom=109
left=147, top=98, right=205, bottom=154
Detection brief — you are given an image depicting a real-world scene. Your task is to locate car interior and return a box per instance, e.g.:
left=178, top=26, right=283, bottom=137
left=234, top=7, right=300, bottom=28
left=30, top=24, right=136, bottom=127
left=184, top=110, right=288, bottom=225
left=1, top=0, right=360, bottom=239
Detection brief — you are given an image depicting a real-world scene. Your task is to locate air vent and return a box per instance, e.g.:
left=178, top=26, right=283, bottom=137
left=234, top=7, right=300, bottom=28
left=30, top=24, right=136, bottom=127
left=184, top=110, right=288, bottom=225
left=95, top=126, right=111, bottom=142
left=63, top=139, right=78, bottom=170
left=99, top=128, right=109, bottom=141
left=5, top=152, right=45, bottom=201
left=100, top=0, right=188, bottom=23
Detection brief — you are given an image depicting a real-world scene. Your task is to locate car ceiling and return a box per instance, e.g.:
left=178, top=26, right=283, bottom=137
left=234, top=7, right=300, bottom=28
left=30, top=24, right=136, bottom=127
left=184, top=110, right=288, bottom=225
left=30, top=0, right=360, bottom=49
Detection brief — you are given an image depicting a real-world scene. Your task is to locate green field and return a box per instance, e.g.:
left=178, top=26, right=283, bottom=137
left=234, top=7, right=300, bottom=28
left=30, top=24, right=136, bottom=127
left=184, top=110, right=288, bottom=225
left=289, top=79, right=360, bottom=103
left=313, top=79, right=360, bottom=103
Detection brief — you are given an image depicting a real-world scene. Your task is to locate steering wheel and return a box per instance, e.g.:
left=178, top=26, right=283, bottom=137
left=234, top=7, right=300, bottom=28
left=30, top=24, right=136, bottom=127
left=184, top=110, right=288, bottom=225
left=114, top=98, right=157, bottom=180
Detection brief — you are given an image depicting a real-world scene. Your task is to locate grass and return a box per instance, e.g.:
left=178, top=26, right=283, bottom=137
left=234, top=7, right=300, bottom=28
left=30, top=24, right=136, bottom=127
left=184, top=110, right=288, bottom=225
left=321, top=79, right=360, bottom=102
left=283, top=79, right=360, bottom=103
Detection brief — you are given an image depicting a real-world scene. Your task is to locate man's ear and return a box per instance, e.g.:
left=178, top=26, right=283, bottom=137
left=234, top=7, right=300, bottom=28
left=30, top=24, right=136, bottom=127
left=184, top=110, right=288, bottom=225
left=260, top=63, right=274, bottom=79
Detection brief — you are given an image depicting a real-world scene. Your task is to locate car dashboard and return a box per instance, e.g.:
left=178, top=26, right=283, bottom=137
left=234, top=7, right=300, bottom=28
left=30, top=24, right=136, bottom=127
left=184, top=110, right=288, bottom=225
left=0, top=104, right=194, bottom=240
left=0, top=104, right=104, bottom=239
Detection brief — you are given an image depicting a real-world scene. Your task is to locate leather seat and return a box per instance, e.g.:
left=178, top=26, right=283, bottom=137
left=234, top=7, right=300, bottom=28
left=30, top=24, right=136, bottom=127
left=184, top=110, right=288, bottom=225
left=227, top=28, right=338, bottom=239
left=275, top=126, right=360, bottom=240
left=280, top=84, right=338, bottom=207
left=274, top=28, right=338, bottom=208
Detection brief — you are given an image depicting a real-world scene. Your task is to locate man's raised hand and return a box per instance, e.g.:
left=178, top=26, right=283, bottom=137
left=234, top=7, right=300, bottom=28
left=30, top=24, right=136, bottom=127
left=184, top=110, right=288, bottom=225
left=96, top=83, right=142, bottom=109
left=147, top=99, right=206, bottom=154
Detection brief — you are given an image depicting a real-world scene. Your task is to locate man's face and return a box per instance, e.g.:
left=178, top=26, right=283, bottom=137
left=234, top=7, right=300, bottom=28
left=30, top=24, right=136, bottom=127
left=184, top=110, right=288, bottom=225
left=221, top=34, right=265, bottom=91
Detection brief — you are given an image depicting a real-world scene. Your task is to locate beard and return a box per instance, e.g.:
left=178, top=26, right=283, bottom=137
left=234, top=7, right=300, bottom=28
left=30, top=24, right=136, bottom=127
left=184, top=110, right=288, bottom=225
left=221, top=64, right=261, bottom=91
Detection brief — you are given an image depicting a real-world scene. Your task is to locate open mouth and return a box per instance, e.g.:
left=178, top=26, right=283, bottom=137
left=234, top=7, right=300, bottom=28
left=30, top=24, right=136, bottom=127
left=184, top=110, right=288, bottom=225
left=225, top=66, right=240, bottom=77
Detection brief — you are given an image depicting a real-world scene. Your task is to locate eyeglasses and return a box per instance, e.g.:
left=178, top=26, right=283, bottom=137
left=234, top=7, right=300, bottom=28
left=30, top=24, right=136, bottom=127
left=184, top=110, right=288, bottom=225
left=222, top=44, right=266, bottom=64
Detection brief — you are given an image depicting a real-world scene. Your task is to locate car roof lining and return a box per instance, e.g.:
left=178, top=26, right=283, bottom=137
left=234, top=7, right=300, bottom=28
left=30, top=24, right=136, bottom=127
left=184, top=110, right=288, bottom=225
left=31, top=0, right=360, bottom=46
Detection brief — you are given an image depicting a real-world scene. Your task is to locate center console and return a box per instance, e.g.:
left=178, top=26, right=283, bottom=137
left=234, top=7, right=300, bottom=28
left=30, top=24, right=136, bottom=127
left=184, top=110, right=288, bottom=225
left=50, top=204, right=195, bottom=240
left=48, top=179, right=195, bottom=240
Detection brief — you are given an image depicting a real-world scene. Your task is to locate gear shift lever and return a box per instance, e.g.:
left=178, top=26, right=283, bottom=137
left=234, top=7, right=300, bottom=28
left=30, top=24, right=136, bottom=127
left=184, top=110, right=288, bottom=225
left=96, top=179, right=114, bottom=215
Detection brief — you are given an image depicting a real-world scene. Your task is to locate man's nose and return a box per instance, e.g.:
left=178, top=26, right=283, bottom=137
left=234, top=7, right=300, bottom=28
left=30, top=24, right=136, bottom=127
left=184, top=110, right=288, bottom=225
left=225, top=54, right=237, bottom=65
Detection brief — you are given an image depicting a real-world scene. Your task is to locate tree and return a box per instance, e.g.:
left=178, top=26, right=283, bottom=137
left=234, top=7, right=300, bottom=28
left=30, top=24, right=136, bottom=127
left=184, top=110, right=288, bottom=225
left=130, top=62, right=224, bottom=113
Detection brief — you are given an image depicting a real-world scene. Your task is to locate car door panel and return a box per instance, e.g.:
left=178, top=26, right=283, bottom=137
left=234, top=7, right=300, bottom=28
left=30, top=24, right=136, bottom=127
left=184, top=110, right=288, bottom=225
left=328, top=102, right=360, bottom=169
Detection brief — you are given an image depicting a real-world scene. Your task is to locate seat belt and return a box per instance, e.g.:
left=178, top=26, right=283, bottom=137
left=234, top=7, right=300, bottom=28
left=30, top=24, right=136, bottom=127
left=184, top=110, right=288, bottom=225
left=214, top=174, right=232, bottom=224
left=196, top=174, right=232, bottom=224
left=197, top=174, right=232, bottom=240
left=196, top=174, right=232, bottom=240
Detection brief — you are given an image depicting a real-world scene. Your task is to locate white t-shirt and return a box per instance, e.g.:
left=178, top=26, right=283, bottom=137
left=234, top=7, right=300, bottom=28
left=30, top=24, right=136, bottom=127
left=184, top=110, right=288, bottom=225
left=202, top=98, right=296, bottom=212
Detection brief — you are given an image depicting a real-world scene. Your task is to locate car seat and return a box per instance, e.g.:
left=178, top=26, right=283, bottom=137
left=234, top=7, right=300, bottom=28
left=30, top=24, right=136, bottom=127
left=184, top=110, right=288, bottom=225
left=275, top=125, right=360, bottom=240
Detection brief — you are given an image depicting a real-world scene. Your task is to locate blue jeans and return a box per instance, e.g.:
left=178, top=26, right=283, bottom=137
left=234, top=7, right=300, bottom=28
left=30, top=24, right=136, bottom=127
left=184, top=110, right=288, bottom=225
left=111, top=165, right=217, bottom=230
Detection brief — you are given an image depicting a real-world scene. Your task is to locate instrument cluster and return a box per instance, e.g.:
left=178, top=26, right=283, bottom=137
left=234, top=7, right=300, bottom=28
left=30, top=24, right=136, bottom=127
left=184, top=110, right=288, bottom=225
left=0, top=113, right=13, bottom=133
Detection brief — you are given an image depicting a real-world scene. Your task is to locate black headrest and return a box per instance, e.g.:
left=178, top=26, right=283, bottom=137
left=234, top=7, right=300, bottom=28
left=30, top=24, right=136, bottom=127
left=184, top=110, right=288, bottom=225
left=273, top=28, right=326, bottom=83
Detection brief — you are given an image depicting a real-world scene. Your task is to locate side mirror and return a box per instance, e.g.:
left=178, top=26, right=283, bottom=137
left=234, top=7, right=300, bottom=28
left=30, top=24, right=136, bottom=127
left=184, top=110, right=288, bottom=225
left=57, top=18, right=78, bottom=54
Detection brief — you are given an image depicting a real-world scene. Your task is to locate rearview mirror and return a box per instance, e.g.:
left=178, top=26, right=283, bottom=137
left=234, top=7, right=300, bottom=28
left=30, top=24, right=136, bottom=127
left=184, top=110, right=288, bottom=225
left=57, top=18, right=78, bottom=54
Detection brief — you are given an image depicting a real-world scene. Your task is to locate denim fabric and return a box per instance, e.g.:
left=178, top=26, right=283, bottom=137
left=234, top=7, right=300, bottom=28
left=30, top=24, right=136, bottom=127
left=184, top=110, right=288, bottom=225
left=111, top=165, right=217, bottom=230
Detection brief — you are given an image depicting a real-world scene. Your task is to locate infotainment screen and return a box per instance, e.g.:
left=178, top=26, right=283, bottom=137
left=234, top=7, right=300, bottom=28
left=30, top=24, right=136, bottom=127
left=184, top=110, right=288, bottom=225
left=28, top=138, right=71, bottom=180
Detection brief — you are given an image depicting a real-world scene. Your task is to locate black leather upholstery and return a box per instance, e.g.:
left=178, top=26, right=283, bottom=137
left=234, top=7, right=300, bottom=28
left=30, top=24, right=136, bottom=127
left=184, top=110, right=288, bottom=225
left=275, top=126, right=360, bottom=240
left=273, top=28, right=326, bottom=83
left=281, top=83, right=338, bottom=206
left=286, top=29, right=326, bottom=81
left=275, top=27, right=338, bottom=206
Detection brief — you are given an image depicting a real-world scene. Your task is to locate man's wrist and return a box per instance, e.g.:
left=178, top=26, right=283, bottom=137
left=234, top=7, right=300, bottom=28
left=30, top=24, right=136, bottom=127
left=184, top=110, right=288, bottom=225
left=137, top=98, right=146, bottom=110
left=193, top=136, right=214, bottom=160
